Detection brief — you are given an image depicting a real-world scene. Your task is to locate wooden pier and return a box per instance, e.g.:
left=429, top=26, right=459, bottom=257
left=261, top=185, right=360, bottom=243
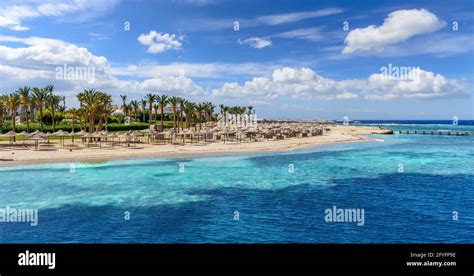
left=395, top=129, right=473, bottom=136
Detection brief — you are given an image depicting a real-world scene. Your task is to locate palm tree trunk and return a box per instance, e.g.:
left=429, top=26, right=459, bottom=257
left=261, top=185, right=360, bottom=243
left=161, top=108, right=164, bottom=129
left=39, top=108, right=44, bottom=132
left=89, top=113, right=94, bottom=133
left=98, top=116, right=103, bottom=131
left=51, top=109, right=56, bottom=132
left=172, top=109, right=176, bottom=133
left=26, top=108, right=30, bottom=132
left=11, top=110, right=16, bottom=133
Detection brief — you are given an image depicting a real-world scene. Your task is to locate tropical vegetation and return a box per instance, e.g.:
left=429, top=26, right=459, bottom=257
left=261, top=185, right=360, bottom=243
left=0, top=85, right=255, bottom=134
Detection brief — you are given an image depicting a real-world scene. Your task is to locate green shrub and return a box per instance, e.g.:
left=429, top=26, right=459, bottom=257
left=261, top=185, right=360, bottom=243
left=34, top=109, right=64, bottom=124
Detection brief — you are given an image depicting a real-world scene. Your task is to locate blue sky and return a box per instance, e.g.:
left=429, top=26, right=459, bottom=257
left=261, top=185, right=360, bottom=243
left=0, top=0, right=473, bottom=120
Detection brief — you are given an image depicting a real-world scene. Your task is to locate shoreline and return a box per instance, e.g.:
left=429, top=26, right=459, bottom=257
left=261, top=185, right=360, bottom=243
left=0, top=125, right=386, bottom=167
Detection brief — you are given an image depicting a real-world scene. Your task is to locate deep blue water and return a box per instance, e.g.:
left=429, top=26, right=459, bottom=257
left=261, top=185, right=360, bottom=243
left=0, top=128, right=473, bottom=243
left=356, top=120, right=474, bottom=132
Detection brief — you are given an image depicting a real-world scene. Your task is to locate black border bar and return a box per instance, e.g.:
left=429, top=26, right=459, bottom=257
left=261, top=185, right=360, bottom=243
left=0, top=244, right=472, bottom=274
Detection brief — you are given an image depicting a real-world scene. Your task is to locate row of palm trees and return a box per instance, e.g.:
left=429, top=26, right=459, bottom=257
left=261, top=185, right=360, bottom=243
left=121, top=93, right=217, bottom=133
left=0, top=85, right=65, bottom=133
left=0, top=86, right=256, bottom=133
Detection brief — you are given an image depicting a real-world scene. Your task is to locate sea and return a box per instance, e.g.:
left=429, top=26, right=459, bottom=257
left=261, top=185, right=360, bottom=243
left=0, top=120, right=473, bottom=243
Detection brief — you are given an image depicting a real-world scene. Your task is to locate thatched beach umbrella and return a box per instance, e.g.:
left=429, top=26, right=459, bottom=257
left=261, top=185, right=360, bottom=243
left=17, top=131, right=29, bottom=146
left=26, top=133, right=46, bottom=151
left=176, top=131, right=186, bottom=144
left=81, top=133, right=94, bottom=147
left=244, top=128, right=257, bottom=141
left=52, top=130, right=69, bottom=148
left=107, top=133, right=118, bottom=147
left=91, top=131, right=107, bottom=148
left=183, top=130, right=195, bottom=144
left=1, top=131, right=17, bottom=147
left=130, top=131, right=144, bottom=147
left=118, top=133, right=133, bottom=147
left=27, top=130, right=45, bottom=138
left=76, top=130, right=88, bottom=136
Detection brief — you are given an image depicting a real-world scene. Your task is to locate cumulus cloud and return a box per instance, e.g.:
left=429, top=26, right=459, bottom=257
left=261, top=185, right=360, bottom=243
left=212, top=67, right=468, bottom=101
left=0, top=35, right=468, bottom=106
left=0, top=35, right=204, bottom=102
left=138, top=75, right=203, bottom=96
left=137, top=30, right=183, bottom=54
left=343, top=9, right=445, bottom=54
left=363, top=68, right=468, bottom=100
left=212, top=67, right=357, bottom=100
left=0, top=35, right=109, bottom=73
left=238, top=37, right=272, bottom=49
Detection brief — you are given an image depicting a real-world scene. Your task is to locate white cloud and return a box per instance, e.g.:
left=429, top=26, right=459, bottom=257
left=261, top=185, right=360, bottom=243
left=0, top=1, right=119, bottom=31
left=212, top=67, right=354, bottom=100
left=378, top=33, right=474, bottom=57
left=138, top=75, right=204, bottom=96
left=272, top=27, right=324, bottom=42
left=238, top=37, right=272, bottom=49
left=0, top=35, right=468, bottom=106
left=256, top=8, right=343, bottom=25
left=180, top=8, right=343, bottom=31
left=0, top=35, right=204, bottom=102
left=212, top=67, right=469, bottom=101
left=343, top=9, right=445, bottom=54
left=111, top=61, right=282, bottom=79
left=137, top=30, right=183, bottom=54
left=0, top=35, right=109, bottom=72
left=89, top=32, right=109, bottom=40
left=0, top=5, right=38, bottom=30
left=364, top=68, right=468, bottom=100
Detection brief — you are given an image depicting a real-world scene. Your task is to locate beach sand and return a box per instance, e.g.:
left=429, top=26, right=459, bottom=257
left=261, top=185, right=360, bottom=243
left=0, top=125, right=390, bottom=167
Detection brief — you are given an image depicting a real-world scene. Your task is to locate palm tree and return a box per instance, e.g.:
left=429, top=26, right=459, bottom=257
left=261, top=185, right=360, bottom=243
left=78, top=89, right=102, bottom=133
left=17, top=86, right=31, bottom=132
left=195, top=103, right=205, bottom=130
left=178, top=97, right=186, bottom=131
left=31, top=86, right=52, bottom=132
left=247, top=106, right=254, bottom=115
left=145, top=93, right=156, bottom=125
left=153, top=102, right=159, bottom=126
left=4, top=93, right=20, bottom=133
left=223, top=106, right=230, bottom=125
left=183, top=102, right=195, bottom=129
left=203, top=102, right=215, bottom=123
left=168, top=96, right=179, bottom=133
left=141, top=99, right=147, bottom=123
left=157, top=94, right=168, bottom=129
left=101, top=94, right=113, bottom=131
left=0, top=95, right=6, bottom=125
left=96, top=93, right=112, bottom=131
left=46, top=94, right=62, bottom=131
left=69, top=108, right=78, bottom=132
left=76, top=107, right=85, bottom=131
left=120, top=94, right=127, bottom=115
left=130, top=100, right=139, bottom=122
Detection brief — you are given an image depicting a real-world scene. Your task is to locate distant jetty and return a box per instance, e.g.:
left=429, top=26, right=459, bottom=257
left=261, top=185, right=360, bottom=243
left=394, top=129, right=472, bottom=136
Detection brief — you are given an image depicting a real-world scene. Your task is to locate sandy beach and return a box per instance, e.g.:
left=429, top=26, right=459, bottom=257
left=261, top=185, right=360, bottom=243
left=0, top=125, right=390, bottom=167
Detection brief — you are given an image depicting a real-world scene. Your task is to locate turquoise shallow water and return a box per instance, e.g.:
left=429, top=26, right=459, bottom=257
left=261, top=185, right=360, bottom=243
left=0, top=132, right=473, bottom=243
